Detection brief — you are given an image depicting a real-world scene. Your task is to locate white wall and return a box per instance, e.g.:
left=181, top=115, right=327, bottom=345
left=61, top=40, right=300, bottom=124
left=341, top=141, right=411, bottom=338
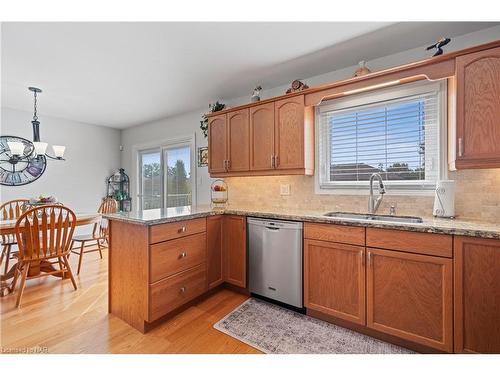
left=120, top=25, right=500, bottom=208
left=0, top=107, right=121, bottom=212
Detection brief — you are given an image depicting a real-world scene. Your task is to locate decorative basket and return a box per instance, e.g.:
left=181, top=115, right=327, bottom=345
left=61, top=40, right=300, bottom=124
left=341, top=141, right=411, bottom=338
left=211, top=179, right=228, bottom=209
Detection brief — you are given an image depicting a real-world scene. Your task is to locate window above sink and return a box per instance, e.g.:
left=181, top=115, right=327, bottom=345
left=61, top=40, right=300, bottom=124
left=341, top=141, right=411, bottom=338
left=315, top=80, right=448, bottom=196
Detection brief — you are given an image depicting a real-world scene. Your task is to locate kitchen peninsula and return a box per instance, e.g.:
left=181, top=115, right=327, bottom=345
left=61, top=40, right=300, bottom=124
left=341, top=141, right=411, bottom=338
left=105, top=205, right=500, bottom=353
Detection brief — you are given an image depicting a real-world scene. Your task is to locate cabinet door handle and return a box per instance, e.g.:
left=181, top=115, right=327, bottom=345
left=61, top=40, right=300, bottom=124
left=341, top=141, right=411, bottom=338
left=361, top=250, right=365, bottom=266
left=275, top=155, right=279, bottom=168
left=227, top=159, right=230, bottom=170
left=367, top=251, right=372, bottom=267
left=179, top=251, right=187, bottom=258
left=180, top=286, right=186, bottom=293
left=178, top=226, right=186, bottom=233
left=458, top=138, right=463, bottom=157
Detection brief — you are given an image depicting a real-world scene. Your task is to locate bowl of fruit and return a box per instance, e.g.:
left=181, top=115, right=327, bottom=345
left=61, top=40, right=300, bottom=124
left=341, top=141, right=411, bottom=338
left=211, top=180, right=228, bottom=205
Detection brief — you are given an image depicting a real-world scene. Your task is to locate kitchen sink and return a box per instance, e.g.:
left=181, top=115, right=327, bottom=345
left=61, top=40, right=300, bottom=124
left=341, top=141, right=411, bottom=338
left=323, top=212, right=423, bottom=224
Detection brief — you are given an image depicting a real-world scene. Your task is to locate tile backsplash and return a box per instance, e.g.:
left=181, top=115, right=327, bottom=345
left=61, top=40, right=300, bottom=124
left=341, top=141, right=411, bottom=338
left=225, top=169, right=500, bottom=221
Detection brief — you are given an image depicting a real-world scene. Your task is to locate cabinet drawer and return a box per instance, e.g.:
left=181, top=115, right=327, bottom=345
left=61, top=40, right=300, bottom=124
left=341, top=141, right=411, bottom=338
left=150, top=232, right=206, bottom=283
left=304, top=222, right=365, bottom=246
left=148, top=263, right=207, bottom=322
left=366, top=228, right=452, bottom=258
left=149, top=218, right=206, bottom=244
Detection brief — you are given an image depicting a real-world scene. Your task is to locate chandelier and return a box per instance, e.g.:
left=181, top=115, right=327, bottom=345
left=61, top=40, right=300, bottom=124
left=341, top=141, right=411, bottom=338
left=0, top=87, right=66, bottom=186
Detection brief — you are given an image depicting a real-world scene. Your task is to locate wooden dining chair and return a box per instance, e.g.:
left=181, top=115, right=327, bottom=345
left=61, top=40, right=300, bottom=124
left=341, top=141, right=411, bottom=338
left=0, top=199, right=29, bottom=275
left=70, top=197, right=117, bottom=275
left=12, top=205, right=77, bottom=308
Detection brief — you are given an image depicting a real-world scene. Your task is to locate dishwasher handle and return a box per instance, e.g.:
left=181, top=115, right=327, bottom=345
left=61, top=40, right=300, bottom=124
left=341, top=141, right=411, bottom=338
left=265, top=226, right=280, bottom=231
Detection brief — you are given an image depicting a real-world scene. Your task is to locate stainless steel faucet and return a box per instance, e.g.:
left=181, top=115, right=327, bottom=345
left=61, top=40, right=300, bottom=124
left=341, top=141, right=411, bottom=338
left=368, top=173, right=386, bottom=214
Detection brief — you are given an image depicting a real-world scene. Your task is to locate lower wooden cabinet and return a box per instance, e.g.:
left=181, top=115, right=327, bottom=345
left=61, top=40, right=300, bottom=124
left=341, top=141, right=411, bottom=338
left=454, top=236, right=500, bottom=353
left=366, top=248, right=453, bottom=352
left=304, top=239, right=365, bottom=325
left=223, top=215, right=247, bottom=288
left=149, top=263, right=207, bottom=321
left=207, top=215, right=224, bottom=289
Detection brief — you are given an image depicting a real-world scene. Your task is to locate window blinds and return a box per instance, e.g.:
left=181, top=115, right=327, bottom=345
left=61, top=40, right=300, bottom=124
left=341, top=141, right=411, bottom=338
left=319, top=92, right=439, bottom=185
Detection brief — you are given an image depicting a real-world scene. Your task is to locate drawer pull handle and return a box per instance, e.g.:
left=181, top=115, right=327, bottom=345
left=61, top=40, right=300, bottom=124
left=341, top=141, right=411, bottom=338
left=178, top=226, right=187, bottom=233
left=179, top=252, right=188, bottom=259
left=180, top=286, right=186, bottom=293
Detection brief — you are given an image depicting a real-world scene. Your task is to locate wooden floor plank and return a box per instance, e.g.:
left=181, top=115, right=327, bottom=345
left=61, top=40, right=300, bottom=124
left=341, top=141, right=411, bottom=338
left=0, top=247, right=260, bottom=354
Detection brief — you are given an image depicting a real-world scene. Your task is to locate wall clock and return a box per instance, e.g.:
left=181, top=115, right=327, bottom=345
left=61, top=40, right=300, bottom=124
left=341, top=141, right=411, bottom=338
left=0, top=135, right=47, bottom=186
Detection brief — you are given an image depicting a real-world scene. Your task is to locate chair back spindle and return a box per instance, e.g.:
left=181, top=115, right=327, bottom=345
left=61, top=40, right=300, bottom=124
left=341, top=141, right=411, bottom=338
left=15, top=205, right=76, bottom=261
left=92, top=198, right=117, bottom=239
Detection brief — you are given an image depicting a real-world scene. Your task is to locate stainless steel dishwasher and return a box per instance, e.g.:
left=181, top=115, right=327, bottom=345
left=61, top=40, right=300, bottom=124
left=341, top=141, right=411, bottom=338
left=248, top=217, right=303, bottom=308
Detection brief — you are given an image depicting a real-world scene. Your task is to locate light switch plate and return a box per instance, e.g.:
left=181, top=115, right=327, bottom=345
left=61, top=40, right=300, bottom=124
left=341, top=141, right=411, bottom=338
left=280, top=184, right=291, bottom=196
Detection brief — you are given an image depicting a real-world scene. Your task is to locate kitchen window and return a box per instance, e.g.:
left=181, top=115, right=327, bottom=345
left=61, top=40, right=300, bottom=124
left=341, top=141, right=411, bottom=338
left=316, top=81, right=446, bottom=194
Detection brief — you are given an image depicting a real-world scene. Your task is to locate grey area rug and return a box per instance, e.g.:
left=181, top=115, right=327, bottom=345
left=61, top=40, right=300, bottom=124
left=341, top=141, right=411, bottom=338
left=214, top=298, right=414, bottom=354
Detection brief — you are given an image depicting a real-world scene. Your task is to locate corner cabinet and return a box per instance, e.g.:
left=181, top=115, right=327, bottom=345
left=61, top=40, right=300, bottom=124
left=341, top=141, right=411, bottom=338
left=223, top=215, right=247, bottom=288
left=208, top=94, right=314, bottom=177
left=454, top=46, right=500, bottom=169
left=454, top=236, right=500, bottom=353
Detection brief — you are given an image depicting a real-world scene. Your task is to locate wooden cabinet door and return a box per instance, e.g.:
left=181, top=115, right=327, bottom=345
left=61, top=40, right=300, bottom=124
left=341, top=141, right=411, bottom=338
left=208, top=114, right=227, bottom=173
left=456, top=46, right=500, bottom=168
left=206, top=215, right=224, bottom=289
left=454, top=236, right=500, bottom=353
left=250, top=102, right=275, bottom=171
left=366, top=248, right=453, bottom=352
left=274, top=95, right=305, bottom=170
left=223, top=215, right=247, bottom=288
left=304, top=239, right=365, bottom=325
left=227, top=109, right=250, bottom=172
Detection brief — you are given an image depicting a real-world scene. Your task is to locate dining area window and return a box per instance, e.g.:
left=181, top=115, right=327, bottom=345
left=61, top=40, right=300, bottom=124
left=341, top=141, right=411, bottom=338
left=138, top=137, right=195, bottom=210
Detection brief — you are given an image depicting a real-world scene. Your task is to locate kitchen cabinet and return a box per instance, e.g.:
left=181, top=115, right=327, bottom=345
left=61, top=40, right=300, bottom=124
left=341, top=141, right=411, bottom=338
left=455, top=46, right=500, bottom=169
left=366, top=248, right=453, bottom=352
left=208, top=114, right=227, bottom=174
left=274, top=95, right=307, bottom=170
left=208, top=94, right=314, bottom=177
left=304, top=239, right=366, bottom=325
left=207, top=215, right=224, bottom=289
left=249, top=102, right=275, bottom=171
left=223, top=215, right=247, bottom=288
left=227, top=109, right=250, bottom=172
left=454, top=236, right=500, bottom=353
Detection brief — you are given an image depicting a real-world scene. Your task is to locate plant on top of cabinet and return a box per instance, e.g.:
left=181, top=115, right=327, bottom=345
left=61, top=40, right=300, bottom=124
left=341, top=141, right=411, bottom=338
left=200, top=101, right=226, bottom=138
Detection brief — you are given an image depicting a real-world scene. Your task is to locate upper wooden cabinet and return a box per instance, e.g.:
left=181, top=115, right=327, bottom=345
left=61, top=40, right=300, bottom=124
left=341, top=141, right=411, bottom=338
left=227, top=109, right=250, bottom=172
left=454, top=236, right=500, bottom=353
left=249, top=102, right=275, bottom=171
left=455, top=46, right=500, bottom=169
left=274, top=95, right=306, bottom=170
left=208, top=114, right=227, bottom=174
left=208, top=94, right=314, bottom=177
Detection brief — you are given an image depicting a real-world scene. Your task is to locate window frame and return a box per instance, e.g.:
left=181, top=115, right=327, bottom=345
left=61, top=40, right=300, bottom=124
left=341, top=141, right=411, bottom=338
left=134, top=134, right=197, bottom=210
left=315, top=80, right=448, bottom=196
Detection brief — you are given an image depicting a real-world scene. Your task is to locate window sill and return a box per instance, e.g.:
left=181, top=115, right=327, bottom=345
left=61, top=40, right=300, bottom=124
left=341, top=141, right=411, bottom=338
left=316, top=184, right=436, bottom=197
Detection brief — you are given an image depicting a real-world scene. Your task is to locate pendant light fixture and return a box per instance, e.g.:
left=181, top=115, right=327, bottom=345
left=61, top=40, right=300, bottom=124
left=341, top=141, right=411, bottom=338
left=0, top=87, right=66, bottom=186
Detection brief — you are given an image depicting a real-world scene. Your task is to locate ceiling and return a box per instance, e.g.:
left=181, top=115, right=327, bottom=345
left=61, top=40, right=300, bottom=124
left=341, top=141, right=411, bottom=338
left=1, top=22, right=498, bottom=129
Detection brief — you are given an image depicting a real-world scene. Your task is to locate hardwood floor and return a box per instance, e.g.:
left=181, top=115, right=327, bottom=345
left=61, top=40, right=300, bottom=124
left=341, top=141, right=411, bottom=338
left=0, top=247, right=260, bottom=354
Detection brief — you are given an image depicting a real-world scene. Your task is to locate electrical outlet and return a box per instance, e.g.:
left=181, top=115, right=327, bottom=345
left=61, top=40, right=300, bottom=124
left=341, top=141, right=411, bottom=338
left=280, top=184, right=290, bottom=196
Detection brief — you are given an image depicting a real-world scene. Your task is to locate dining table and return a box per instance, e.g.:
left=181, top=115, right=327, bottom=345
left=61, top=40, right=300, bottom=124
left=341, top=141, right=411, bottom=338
left=0, top=212, right=101, bottom=296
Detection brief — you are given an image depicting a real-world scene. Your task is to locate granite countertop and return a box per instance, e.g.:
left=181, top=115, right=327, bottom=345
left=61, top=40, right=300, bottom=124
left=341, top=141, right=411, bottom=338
left=104, top=205, right=500, bottom=240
